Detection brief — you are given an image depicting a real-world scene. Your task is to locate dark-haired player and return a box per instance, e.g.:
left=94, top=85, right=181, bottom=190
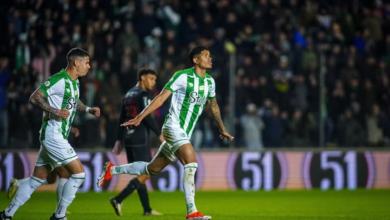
left=98, top=46, right=234, bottom=220
left=109, top=68, right=163, bottom=216
left=1, top=48, right=100, bottom=220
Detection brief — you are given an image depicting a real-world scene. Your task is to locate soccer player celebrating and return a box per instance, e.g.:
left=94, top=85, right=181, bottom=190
left=0, top=48, right=100, bottom=220
left=110, top=68, right=163, bottom=216
left=98, top=46, right=234, bottom=220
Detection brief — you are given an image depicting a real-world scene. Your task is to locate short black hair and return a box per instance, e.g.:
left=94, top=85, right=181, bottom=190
left=188, top=45, right=209, bottom=65
left=66, top=48, right=90, bottom=64
left=137, top=68, right=157, bottom=81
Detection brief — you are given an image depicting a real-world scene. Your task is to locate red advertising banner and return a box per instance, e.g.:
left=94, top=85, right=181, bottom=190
left=0, top=151, right=389, bottom=192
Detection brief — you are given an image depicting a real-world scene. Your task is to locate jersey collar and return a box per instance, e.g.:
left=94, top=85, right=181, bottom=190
left=191, top=67, right=206, bottom=79
left=61, top=69, right=77, bottom=82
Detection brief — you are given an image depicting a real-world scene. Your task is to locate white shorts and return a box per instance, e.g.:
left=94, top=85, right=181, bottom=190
left=35, top=138, right=78, bottom=170
left=158, top=126, right=191, bottom=161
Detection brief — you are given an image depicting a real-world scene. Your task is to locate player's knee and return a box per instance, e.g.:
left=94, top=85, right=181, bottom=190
left=46, top=172, right=57, bottom=184
left=147, top=165, right=162, bottom=176
left=70, top=172, right=85, bottom=186
left=56, top=167, right=70, bottom=179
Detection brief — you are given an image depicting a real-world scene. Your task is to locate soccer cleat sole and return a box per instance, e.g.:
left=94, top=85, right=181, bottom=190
left=7, top=178, right=18, bottom=199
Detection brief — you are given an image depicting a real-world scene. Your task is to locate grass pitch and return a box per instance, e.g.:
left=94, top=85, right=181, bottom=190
left=0, top=189, right=389, bottom=220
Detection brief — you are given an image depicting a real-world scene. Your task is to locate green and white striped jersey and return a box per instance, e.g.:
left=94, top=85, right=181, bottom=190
left=163, top=67, right=216, bottom=138
left=39, top=69, right=79, bottom=140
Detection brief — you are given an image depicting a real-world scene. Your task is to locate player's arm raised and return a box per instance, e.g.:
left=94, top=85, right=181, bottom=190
left=207, top=98, right=234, bottom=141
left=121, top=89, right=172, bottom=127
left=29, top=88, right=69, bottom=119
left=77, top=99, right=100, bottom=117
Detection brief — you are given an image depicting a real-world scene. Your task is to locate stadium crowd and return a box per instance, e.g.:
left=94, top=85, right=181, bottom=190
left=1, top=0, right=390, bottom=149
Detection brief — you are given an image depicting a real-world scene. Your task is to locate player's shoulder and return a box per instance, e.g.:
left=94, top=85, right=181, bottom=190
left=43, top=70, right=66, bottom=87
left=173, top=68, right=193, bottom=77
left=205, top=73, right=215, bottom=83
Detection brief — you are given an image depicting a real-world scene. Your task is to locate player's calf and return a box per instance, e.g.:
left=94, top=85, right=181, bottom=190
left=97, top=162, right=149, bottom=188
left=54, top=172, right=85, bottom=219
left=3, top=176, right=45, bottom=218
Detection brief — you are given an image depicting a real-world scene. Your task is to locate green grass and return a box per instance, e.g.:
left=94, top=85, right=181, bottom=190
left=1, top=190, right=390, bottom=220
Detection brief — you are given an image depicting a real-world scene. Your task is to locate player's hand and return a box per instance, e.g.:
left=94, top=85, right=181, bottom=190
left=56, top=108, right=70, bottom=119
left=159, top=135, right=165, bottom=143
left=70, top=127, right=80, bottom=137
left=88, top=107, right=100, bottom=117
left=220, top=130, right=234, bottom=141
left=112, top=140, right=122, bottom=155
left=121, top=117, right=142, bottom=128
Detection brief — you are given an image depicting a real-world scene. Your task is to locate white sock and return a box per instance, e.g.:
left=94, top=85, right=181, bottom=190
left=6, top=176, right=44, bottom=216
left=56, top=178, right=68, bottom=203
left=17, top=178, right=47, bottom=187
left=55, top=173, right=85, bottom=218
left=183, top=163, right=198, bottom=215
left=110, top=162, right=149, bottom=175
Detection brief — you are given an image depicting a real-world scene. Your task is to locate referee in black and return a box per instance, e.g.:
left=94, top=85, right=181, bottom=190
left=110, top=68, right=164, bottom=216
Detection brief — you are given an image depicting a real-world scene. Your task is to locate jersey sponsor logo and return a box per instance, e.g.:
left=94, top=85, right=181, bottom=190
left=200, top=86, right=204, bottom=90
left=66, top=97, right=77, bottom=110
left=44, top=81, right=50, bottom=86
left=188, top=92, right=207, bottom=105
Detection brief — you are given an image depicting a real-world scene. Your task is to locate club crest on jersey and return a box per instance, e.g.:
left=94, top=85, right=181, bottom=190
left=188, top=91, right=206, bottom=105
left=44, top=81, right=50, bottom=86
left=66, top=88, right=70, bottom=93
left=189, top=83, right=194, bottom=87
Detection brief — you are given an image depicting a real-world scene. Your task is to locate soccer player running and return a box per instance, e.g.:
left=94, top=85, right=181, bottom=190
left=0, top=48, right=100, bottom=220
left=7, top=128, right=80, bottom=215
left=110, top=68, right=163, bottom=216
left=98, top=46, right=234, bottom=220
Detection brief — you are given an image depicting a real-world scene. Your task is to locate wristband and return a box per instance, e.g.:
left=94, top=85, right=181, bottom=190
left=86, top=107, right=91, bottom=113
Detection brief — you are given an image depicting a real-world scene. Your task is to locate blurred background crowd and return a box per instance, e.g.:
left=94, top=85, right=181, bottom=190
left=1, top=0, right=390, bottom=149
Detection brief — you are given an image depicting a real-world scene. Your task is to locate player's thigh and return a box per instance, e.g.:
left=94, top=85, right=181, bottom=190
left=32, top=164, right=52, bottom=180
left=55, top=166, right=69, bottom=179
left=46, top=169, right=60, bottom=184
left=175, top=143, right=197, bottom=165
left=148, top=149, right=172, bottom=175
left=160, top=127, right=191, bottom=161
left=41, top=139, right=79, bottom=170
left=63, top=158, right=84, bottom=174
left=34, top=145, right=54, bottom=179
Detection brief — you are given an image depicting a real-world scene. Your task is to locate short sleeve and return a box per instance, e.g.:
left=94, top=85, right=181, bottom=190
left=207, top=78, right=216, bottom=99
left=164, top=72, right=186, bottom=92
left=39, top=78, right=64, bottom=97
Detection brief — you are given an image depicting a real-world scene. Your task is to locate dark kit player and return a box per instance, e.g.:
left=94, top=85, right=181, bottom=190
left=110, top=68, right=163, bottom=216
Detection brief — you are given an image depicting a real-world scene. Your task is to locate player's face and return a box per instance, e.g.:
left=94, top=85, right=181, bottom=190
left=76, top=56, right=90, bottom=76
left=145, top=74, right=157, bottom=90
left=196, top=50, right=212, bottom=69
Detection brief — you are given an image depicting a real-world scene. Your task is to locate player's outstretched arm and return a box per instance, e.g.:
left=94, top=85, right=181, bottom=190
left=207, top=98, right=234, bottom=141
left=77, top=99, right=100, bottom=116
left=29, top=88, right=69, bottom=119
left=121, top=89, right=172, bottom=127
